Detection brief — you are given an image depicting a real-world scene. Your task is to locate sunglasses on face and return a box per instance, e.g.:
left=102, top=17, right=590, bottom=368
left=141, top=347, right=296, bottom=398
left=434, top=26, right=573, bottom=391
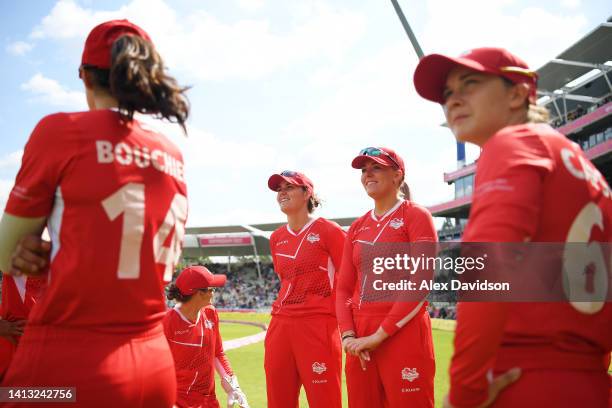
left=198, top=288, right=215, bottom=293
left=358, top=147, right=400, bottom=169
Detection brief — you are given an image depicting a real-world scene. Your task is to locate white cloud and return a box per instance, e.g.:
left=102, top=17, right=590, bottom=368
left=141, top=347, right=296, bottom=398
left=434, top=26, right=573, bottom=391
left=0, top=151, right=23, bottom=169
left=27, top=0, right=367, bottom=81
left=422, top=0, right=588, bottom=69
left=0, top=179, right=14, bottom=213
left=561, top=0, right=581, bottom=9
left=237, top=0, right=266, bottom=12
left=6, top=41, right=33, bottom=56
left=21, top=74, right=87, bottom=110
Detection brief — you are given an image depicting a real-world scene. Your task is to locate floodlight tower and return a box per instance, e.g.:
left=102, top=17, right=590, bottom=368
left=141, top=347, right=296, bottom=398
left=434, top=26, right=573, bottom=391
left=390, top=0, right=466, bottom=168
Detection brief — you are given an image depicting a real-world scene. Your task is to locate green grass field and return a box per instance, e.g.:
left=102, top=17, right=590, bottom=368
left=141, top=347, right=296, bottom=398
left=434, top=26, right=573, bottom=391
left=215, top=312, right=454, bottom=408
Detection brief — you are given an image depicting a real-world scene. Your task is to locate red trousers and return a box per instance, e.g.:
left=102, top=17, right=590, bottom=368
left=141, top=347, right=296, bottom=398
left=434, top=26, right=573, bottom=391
left=490, top=369, right=610, bottom=408
left=345, top=311, right=435, bottom=408
left=264, top=314, right=342, bottom=408
left=2, top=324, right=176, bottom=408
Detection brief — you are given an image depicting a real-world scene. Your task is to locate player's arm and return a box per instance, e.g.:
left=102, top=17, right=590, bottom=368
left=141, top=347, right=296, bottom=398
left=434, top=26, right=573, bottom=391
left=378, top=205, right=437, bottom=338
left=1, top=114, right=71, bottom=275
left=449, top=131, right=552, bottom=407
left=324, top=221, right=347, bottom=289
left=212, top=309, right=249, bottom=408
left=335, top=225, right=358, bottom=338
left=0, top=215, right=46, bottom=274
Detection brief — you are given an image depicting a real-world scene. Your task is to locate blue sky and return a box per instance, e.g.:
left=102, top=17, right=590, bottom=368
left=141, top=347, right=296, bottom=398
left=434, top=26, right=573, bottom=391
left=1, top=0, right=610, bottom=227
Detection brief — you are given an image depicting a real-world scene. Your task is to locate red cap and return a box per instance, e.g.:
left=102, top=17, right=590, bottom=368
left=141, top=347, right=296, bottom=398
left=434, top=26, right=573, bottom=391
left=81, top=19, right=151, bottom=69
left=413, top=47, right=538, bottom=104
left=351, top=147, right=405, bottom=174
left=176, top=265, right=226, bottom=296
left=268, top=170, right=314, bottom=192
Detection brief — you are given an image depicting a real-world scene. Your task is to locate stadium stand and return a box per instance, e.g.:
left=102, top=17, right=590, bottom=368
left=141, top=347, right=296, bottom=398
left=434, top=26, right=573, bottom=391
left=175, top=19, right=612, bottom=317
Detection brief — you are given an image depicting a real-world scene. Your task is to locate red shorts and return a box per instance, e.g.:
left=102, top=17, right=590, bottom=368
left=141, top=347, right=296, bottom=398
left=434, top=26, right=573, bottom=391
left=345, top=311, right=435, bottom=408
left=2, top=324, right=176, bottom=408
left=264, top=314, right=342, bottom=408
left=490, top=368, right=610, bottom=408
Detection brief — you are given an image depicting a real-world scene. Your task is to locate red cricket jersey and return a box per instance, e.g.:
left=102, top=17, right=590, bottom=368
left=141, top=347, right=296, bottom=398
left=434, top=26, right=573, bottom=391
left=335, top=200, right=437, bottom=336
left=450, top=123, right=612, bottom=407
left=269, top=217, right=346, bottom=317
left=4, top=110, right=188, bottom=333
left=163, top=305, right=233, bottom=406
left=0, top=275, right=45, bottom=322
left=0, top=275, right=46, bottom=377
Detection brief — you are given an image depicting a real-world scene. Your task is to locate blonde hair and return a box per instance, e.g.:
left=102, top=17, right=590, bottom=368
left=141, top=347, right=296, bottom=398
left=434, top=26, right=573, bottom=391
left=527, top=104, right=550, bottom=124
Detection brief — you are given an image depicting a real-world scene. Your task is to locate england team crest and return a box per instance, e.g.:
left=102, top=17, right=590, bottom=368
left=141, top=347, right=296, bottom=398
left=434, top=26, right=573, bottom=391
left=204, top=319, right=214, bottom=330
left=401, top=367, right=419, bottom=382
left=312, top=362, right=327, bottom=374
left=306, top=233, right=320, bottom=243
left=389, top=218, right=404, bottom=230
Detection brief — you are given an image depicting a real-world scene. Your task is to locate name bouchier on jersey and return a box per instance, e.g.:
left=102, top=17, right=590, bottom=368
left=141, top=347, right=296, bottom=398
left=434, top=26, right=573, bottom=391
left=96, top=140, right=184, bottom=183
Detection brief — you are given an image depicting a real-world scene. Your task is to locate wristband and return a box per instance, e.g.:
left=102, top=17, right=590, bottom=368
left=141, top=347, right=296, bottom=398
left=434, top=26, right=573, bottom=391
left=341, top=333, right=355, bottom=341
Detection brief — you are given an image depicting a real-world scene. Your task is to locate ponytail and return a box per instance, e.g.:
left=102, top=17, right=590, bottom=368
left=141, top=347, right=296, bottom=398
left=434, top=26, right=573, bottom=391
left=400, top=181, right=411, bottom=200
left=83, top=35, right=190, bottom=134
left=166, top=282, right=192, bottom=303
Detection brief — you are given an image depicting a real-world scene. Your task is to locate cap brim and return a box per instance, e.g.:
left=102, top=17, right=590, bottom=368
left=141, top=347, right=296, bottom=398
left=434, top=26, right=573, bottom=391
left=268, top=174, right=292, bottom=191
left=210, top=274, right=227, bottom=287
left=351, top=155, right=392, bottom=169
left=413, top=54, right=493, bottom=104
left=268, top=174, right=309, bottom=191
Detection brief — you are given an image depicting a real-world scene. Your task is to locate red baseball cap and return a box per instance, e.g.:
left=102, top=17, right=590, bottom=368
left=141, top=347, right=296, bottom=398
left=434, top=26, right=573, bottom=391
left=351, top=147, right=405, bottom=174
left=81, top=19, right=152, bottom=69
left=413, top=47, right=538, bottom=104
left=176, top=265, right=226, bottom=296
left=268, top=170, right=314, bottom=193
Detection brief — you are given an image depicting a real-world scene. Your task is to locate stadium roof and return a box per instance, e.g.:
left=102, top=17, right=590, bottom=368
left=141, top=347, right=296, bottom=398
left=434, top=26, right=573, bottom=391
left=537, top=22, right=612, bottom=95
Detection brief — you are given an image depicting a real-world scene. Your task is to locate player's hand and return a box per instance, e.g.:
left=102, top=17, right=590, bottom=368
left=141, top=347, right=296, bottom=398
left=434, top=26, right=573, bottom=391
left=350, top=327, right=389, bottom=354
left=227, top=388, right=249, bottom=408
left=342, top=336, right=371, bottom=370
left=442, top=368, right=521, bottom=408
left=0, top=319, right=26, bottom=342
left=9, top=235, right=50, bottom=276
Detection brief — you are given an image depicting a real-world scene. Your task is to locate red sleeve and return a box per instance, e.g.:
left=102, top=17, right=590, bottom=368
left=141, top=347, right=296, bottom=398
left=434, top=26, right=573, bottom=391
left=269, top=232, right=279, bottom=277
left=450, top=127, right=553, bottom=407
left=323, top=221, right=346, bottom=289
left=335, top=223, right=358, bottom=334
left=462, top=126, right=554, bottom=243
left=379, top=204, right=437, bottom=336
left=5, top=113, right=75, bottom=217
left=211, top=308, right=234, bottom=377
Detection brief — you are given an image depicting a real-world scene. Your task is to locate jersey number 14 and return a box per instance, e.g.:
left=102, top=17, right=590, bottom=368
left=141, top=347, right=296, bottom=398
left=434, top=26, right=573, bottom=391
left=102, top=183, right=187, bottom=281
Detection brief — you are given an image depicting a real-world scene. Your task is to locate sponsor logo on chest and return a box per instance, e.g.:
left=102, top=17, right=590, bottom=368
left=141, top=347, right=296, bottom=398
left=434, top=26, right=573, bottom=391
left=389, top=218, right=404, bottom=230
left=306, top=233, right=320, bottom=243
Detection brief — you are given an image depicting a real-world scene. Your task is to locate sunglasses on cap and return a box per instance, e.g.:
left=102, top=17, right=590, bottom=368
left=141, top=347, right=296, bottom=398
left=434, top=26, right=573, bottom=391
left=358, top=147, right=401, bottom=169
left=280, top=170, right=298, bottom=177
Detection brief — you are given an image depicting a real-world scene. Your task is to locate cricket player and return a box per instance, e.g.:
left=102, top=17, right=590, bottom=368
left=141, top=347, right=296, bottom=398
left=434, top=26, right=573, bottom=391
left=265, top=171, right=346, bottom=408
left=414, top=47, right=612, bottom=407
left=0, top=19, right=190, bottom=407
left=336, top=148, right=437, bottom=407
left=164, top=265, right=249, bottom=408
